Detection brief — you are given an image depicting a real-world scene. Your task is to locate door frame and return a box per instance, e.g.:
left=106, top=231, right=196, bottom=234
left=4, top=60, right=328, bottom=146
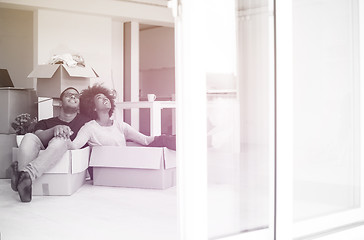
left=174, top=0, right=364, bottom=239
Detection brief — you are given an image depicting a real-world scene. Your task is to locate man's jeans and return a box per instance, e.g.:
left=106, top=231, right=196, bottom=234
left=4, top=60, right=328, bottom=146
left=17, top=133, right=68, bottom=181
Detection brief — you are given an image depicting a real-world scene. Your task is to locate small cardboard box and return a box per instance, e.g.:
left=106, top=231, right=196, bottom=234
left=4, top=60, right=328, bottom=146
left=28, top=64, right=98, bottom=98
left=89, top=145, right=176, bottom=189
left=13, top=147, right=90, bottom=196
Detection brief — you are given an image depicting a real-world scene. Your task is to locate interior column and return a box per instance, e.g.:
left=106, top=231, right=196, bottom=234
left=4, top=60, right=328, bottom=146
left=124, top=21, right=140, bottom=130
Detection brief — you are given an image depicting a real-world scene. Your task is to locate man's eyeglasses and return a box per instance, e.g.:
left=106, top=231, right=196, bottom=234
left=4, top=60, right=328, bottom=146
left=64, top=93, right=80, bottom=99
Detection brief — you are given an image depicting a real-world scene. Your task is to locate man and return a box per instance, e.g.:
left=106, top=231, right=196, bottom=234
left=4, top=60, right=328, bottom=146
left=10, top=87, right=90, bottom=202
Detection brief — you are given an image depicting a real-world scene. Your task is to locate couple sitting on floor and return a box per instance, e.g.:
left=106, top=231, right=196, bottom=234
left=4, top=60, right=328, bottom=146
left=10, top=84, right=176, bottom=202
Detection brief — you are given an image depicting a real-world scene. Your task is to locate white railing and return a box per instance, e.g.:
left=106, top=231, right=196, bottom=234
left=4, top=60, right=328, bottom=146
left=115, top=101, right=176, bottom=136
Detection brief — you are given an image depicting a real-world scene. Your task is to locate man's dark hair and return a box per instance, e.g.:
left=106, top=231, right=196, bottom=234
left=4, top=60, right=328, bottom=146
left=79, top=84, right=116, bottom=120
left=60, top=87, right=79, bottom=100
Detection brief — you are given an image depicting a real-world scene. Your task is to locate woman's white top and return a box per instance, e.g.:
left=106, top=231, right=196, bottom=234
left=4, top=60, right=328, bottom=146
left=71, top=120, right=151, bottom=149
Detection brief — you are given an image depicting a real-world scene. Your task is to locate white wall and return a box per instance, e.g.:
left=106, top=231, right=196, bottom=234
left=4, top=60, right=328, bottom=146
left=139, top=26, right=175, bottom=135
left=0, top=8, right=33, bottom=88
left=36, top=9, right=113, bottom=86
left=139, top=26, right=175, bottom=99
left=35, top=9, right=124, bottom=119
left=140, top=27, right=174, bottom=70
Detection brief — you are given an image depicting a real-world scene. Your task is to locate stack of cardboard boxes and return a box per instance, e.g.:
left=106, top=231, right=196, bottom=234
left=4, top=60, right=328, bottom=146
left=0, top=69, right=37, bottom=178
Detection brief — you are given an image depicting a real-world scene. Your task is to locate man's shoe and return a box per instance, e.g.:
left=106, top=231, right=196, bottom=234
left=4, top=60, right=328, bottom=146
left=9, top=161, right=19, bottom=192
left=17, top=171, right=32, bottom=202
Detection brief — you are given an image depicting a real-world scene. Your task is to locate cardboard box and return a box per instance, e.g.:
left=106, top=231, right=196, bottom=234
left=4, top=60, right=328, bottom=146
left=28, top=64, right=98, bottom=98
left=0, top=134, right=17, bottom=178
left=13, top=147, right=90, bottom=196
left=0, top=69, right=14, bottom=87
left=89, top=145, right=176, bottom=189
left=0, top=88, right=38, bottom=134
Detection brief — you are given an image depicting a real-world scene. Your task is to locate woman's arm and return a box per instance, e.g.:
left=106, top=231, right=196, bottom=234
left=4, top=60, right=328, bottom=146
left=123, top=123, right=154, bottom=146
left=67, top=125, right=90, bottom=150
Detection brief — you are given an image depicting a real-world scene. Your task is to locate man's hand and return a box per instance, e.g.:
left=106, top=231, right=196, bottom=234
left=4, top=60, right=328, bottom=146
left=53, top=125, right=74, bottom=139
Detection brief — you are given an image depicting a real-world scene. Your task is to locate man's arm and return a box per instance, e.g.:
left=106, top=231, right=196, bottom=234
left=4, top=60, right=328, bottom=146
left=34, top=125, right=73, bottom=146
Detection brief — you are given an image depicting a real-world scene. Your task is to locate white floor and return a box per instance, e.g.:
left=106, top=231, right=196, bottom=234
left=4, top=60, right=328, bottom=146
left=3, top=178, right=364, bottom=240
left=2, top=168, right=364, bottom=240
left=0, top=179, right=178, bottom=240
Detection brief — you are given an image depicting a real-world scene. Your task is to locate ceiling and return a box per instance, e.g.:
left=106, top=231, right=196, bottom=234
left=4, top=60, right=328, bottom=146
left=115, top=0, right=170, bottom=7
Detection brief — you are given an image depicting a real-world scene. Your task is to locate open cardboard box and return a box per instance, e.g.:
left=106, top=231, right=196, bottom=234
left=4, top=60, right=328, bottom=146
left=28, top=64, right=98, bottom=98
left=13, top=147, right=90, bottom=196
left=89, top=145, right=176, bottom=189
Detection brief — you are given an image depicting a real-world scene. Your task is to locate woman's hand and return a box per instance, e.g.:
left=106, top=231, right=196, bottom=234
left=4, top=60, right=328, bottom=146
left=65, top=138, right=76, bottom=150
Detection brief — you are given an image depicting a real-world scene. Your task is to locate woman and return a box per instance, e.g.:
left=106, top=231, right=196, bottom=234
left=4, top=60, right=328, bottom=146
left=68, top=84, right=175, bottom=150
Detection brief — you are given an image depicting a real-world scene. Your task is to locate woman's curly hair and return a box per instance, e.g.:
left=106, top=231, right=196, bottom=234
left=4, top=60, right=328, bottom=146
left=79, top=84, right=116, bottom=120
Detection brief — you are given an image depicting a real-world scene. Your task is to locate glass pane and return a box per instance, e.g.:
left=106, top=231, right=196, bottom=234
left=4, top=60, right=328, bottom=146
left=293, top=0, right=360, bottom=221
left=206, top=0, right=274, bottom=238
